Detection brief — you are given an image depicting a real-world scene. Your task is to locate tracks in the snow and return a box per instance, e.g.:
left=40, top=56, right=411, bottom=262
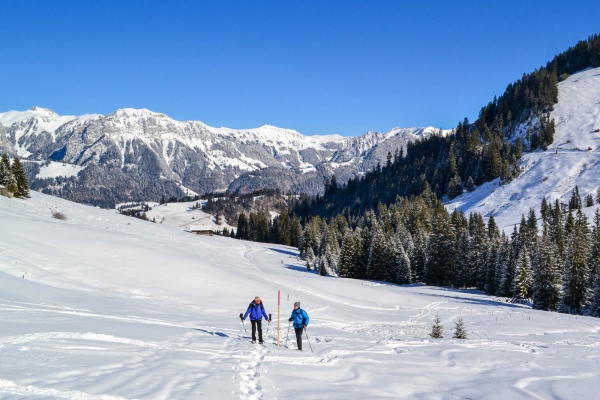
left=237, top=344, right=269, bottom=400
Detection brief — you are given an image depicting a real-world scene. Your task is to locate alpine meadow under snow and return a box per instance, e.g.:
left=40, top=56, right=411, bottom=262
left=1, top=191, right=600, bottom=399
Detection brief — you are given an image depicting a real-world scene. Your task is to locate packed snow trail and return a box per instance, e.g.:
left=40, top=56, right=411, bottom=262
left=2, top=192, right=600, bottom=399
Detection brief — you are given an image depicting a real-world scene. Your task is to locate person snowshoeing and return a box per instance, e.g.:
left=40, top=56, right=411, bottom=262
left=288, top=302, right=309, bottom=351
left=242, top=296, right=271, bottom=344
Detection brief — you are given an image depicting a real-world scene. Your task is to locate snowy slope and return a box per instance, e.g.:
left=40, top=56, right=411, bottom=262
left=142, top=200, right=235, bottom=232
left=448, top=67, right=600, bottom=230
left=1, top=192, right=600, bottom=399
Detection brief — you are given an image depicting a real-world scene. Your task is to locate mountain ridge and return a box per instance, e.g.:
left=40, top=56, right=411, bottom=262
left=0, top=106, right=444, bottom=207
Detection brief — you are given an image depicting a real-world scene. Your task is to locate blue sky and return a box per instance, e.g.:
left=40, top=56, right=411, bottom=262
left=1, top=1, right=599, bottom=136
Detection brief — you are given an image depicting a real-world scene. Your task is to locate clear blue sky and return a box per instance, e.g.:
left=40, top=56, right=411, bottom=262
left=1, top=1, right=598, bottom=136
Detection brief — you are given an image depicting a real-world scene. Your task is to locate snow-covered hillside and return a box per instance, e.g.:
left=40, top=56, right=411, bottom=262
left=2, top=192, right=600, bottom=399
left=448, top=67, right=600, bottom=230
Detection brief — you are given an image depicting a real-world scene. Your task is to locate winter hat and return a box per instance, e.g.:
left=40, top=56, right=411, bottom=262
left=294, top=302, right=301, bottom=307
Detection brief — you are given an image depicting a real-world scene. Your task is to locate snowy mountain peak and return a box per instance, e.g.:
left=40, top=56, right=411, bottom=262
left=30, top=106, right=58, bottom=117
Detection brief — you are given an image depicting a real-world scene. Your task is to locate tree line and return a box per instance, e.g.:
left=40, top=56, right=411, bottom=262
left=298, top=186, right=600, bottom=317
left=0, top=153, right=30, bottom=198
left=236, top=209, right=302, bottom=247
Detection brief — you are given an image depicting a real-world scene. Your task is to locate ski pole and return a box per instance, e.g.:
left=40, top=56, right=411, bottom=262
left=304, top=327, right=313, bottom=354
left=239, top=313, right=247, bottom=333
left=285, top=321, right=291, bottom=348
left=266, top=313, right=272, bottom=334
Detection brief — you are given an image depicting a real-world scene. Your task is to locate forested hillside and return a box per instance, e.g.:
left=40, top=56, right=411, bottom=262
left=294, top=34, right=600, bottom=221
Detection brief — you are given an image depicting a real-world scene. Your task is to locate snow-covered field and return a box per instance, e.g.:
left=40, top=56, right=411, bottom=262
left=2, top=192, right=600, bottom=399
left=448, top=67, right=600, bottom=230
left=130, top=200, right=234, bottom=232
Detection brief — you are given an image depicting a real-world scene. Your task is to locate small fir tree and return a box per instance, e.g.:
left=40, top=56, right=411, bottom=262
left=0, top=153, right=10, bottom=186
left=466, top=176, right=475, bottom=192
left=452, top=318, right=468, bottom=339
left=429, top=314, right=444, bottom=339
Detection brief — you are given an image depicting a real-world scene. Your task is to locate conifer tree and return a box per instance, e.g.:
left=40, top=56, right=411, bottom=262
left=0, top=153, right=10, bottom=187
left=532, top=233, right=562, bottom=310
left=589, top=272, right=600, bottom=317
left=368, top=226, right=391, bottom=282
left=236, top=213, right=249, bottom=240
left=561, top=210, right=591, bottom=314
left=410, top=227, right=428, bottom=282
left=393, top=236, right=412, bottom=284
left=5, top=163, right=17, bottom=195
left=429, top=314, right=444, bottom=339
left=466, top=176, right=475, bottom=192
left=11, top=158, right=29, bottom=199
left=513, top=247, right=533, bottom=299
left=452, top=318, right=467, bottom=339
left=425, top=205, right=456, bottom=286
left=339, top=231, right=357, bottom=278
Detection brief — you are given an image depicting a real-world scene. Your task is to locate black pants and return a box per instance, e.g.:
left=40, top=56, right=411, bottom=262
left=294, top=327, right=303, bottom=350
left=251, top=320, right=263, bottom=342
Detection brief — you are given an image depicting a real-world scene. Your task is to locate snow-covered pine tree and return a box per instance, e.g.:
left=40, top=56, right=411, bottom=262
left=410, top=226, right=428, bottom=282
left=429, top=314, right=444, bottom=338
left=532, top=233, right=562, bottom=311
left=494, top=237, right=511, bottom=296
left=304, top=247, right=316, bottom=270
left=452, top=318, right=467, bottom=339
left=551, top=199, right=566, bottom=262
left=0, top=153, right=10, bottom=187
left=589, top=272, right=600, bottom=317
left=484, top=239, right=500, bottom=294
left=357, top=226, right=371, bottom=280
left=5, top=163, right=17, bottom=195
left=560, top=209, right=591, bottom=314
left=393, top=235, right=411, bottom=284
left=320, top=223, right=341, bottom=276
left=453, top=228, right=470, bottom=288
left=589, top=209, right=600, bottom=289
left=469, top=212, right=489, bottom=290
left=425, top=205, right=455, bottom=286
left=512, top=247, right=533, bottom=300
left=339, top=230, right=357, bottom=278
left=368, top=225, right=392, bottom=282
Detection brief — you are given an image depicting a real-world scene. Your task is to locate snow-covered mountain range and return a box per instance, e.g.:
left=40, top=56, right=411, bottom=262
left=448, top=66, right=600, bottom=230
left=0, top=106, right=442, bottom=206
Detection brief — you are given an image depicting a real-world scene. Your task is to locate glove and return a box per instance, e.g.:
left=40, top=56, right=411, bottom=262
left=303, top=324, right=307, bottom=328
left=288, top=318, right=293, bottom=322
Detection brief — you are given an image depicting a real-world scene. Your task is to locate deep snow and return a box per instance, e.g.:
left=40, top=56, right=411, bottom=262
left=1, top=192, right=600, bottom=399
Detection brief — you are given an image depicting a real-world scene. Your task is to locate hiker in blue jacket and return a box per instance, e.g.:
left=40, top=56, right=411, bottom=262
left=242, top=296, right=271, bottom=344
left=288, top=301, right=309, bottom=350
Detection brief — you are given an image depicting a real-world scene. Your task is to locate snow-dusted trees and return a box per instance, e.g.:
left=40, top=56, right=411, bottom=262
left=0, top=154, right=30, bottom=199
left=532, top=233, right=562, bottom=310
left=561, top=210, right=592, bottom=314
left=297, top=188, right=600, bottom=318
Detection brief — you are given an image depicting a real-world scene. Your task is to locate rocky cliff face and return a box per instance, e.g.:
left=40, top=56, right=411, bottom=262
left=0, top=107, right=441, bottom=207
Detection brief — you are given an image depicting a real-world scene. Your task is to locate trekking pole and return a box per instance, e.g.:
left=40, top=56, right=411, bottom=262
left=266, top=314, right=272, bottom=334
left=304, top=327, right=314, bottom=354
left=239, top=313, right=247, bottom=333
left=285, top=321, right=291, bottom=347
